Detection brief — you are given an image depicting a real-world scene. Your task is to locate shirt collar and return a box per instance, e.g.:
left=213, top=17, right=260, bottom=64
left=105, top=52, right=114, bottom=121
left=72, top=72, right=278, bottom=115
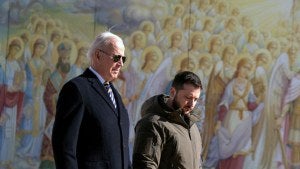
left=89, top=66, right=105, bottom=84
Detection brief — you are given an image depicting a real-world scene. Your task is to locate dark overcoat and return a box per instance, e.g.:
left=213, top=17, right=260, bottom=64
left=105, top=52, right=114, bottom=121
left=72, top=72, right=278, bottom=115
left=52, top=68, right=131, bottom=169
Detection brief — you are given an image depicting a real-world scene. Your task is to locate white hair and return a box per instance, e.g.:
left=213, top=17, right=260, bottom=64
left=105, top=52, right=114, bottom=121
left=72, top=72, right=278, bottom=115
left=87, top=31, right=124, bottom=60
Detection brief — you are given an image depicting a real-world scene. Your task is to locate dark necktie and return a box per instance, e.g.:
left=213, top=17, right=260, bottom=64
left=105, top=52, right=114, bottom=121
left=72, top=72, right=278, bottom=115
left=104, top=82, right=117, bottom=108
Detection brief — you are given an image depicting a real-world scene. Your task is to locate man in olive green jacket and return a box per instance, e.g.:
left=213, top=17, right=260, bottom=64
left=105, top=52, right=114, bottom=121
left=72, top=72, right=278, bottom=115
left=132, top=71, right=203, bottom=169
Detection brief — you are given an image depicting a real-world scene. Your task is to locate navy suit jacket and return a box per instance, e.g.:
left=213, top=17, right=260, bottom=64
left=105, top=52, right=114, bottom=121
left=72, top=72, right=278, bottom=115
left=52, top=68, right=131, bottom=169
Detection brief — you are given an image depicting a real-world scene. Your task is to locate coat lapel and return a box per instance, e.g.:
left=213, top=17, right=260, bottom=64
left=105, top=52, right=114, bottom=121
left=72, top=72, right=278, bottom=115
left=82, top=69, right=119, bottom=116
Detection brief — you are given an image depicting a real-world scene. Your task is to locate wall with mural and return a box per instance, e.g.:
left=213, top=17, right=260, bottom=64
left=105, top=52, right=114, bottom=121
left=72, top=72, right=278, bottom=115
left=0, top=0, right=300, bottom=168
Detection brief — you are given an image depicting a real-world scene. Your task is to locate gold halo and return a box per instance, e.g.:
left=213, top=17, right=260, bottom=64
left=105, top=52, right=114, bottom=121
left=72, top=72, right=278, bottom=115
left=29, top=14, right=39, bottom=24
left=141, top=45, right=163, bottom=70
left=265, top=38, right=280, bottom=55
left=167, top=28, right=183, bottom=48
left=216, top=0, right=229, bottom=13
left=75, top=40, right=90, bottom=62
left=7, top=36, right=24, bottom=60
left=198, top=53, right=213, bottom=66
left=51, top=39, right=77, bottom=65
left=224, top=16, right=238, bottom=29
left=173, top=52, right=198, bottom=73
left=254, top=48, right=271, bottom=62
left=46, top=18, right=55, bottom=28
left=183, top=13, right=196, bottom=28
left=33, top=18, right=46, bottom=34
left=207, top=34, right=224, bottom=52
left=29, top=35, right=48, bottom=56
left=161, top=16, right=176, bottom=29
left=49, top=27, right=63, bottom=41
left=20, top=30, right=31, bottom=41
left=191, top=31, right=205, bottom=42
left=139, top=20, right=154, bottom=33
left=190, top=31, right=205, bottom=49
left=236, top=56, right=254, bottom=74
left=221, top=44, right=237, bottom=60
left=203, top=16, right=215, bottom=29
left=173, top=3, right=185, bottom=16
left=129, top=30, right=146, bottom=49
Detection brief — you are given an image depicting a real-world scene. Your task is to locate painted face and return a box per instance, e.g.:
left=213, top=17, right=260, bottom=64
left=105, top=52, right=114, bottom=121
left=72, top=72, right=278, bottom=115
left=200, top=58, right=211, bottom=69
left=192, top=36, right=204, bottom=48
left=175, top=6, right=183, bottom=16
left=36, top=22, right=45, bottom=33
left=180, top=58, right=196, bottom=71
left=242, top=17, right=253, bottom=28
left=53, top=34, right=62, bottom=43
left=34, top=44, right=46, bottom=57
left=60, top=54, right=71, bottom=72
left=199, top=0, right=209, bottom=9
left=78, top=50, right=89, bottom=69
left=280, top=40, right=288, bottom=52
left=134, top=34, right=143, bottom=45
left=232, top=8, right=240, bottom=16
left=58, top=43, right=72, bottom=59
left=185, top=17, right=192, bottom=27
left=143, top=24, right=152, bottom=34
left=268, top=42, right=278, bottom=55
left=249, top=31, right=258, bottom=41
left=145, top=51, right=158, bottom=67
left=224, top=47, right=235, bottom=60
left=238, top=63, right=252, bottom=78
left=166, top=19, right=175, bottom=29
left=288, top=46, right=297, bottom=63
left=171, top=83, right=201, bottom=115
left=228, top=19, right=237, bottom=31
left=212, top=38, right=222, bottom=51
left=218, top=2, right=227, bottom=13
left=205, top=21, right=213, bottom=32
left=257, top=53, right=268, bottom=66
left=172, top=33, right=182, bottom=47
left=57, top=44, right=72, bottom=73
left=9, top=45, right=21, bottom=57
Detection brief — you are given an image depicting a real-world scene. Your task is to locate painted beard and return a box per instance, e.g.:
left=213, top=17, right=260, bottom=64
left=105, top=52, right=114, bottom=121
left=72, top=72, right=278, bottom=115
left=60, top=62, right=71, bottom=73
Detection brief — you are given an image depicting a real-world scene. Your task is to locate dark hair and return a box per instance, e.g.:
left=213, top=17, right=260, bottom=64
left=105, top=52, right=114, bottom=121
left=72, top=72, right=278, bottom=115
left=171, top=71, right=202, bottom=90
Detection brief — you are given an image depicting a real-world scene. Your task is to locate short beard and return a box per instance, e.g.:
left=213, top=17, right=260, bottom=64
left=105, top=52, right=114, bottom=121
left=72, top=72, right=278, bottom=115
left=172, top=93, right=192, bottom=115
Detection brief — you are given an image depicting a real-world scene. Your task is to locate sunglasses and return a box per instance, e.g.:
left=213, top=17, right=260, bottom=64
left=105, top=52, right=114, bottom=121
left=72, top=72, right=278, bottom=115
left=99, top=49, right=126, bottom=63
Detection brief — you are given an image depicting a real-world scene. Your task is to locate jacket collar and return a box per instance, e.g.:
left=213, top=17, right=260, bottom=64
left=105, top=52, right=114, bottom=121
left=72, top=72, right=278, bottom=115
left=143, top=94, right=199, bottom=128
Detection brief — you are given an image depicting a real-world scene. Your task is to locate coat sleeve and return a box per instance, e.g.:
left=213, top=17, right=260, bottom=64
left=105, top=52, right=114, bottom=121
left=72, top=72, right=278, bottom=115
left=52, top=81, right=84, bottom=169
left=132, top=119, right=163, bottom=169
